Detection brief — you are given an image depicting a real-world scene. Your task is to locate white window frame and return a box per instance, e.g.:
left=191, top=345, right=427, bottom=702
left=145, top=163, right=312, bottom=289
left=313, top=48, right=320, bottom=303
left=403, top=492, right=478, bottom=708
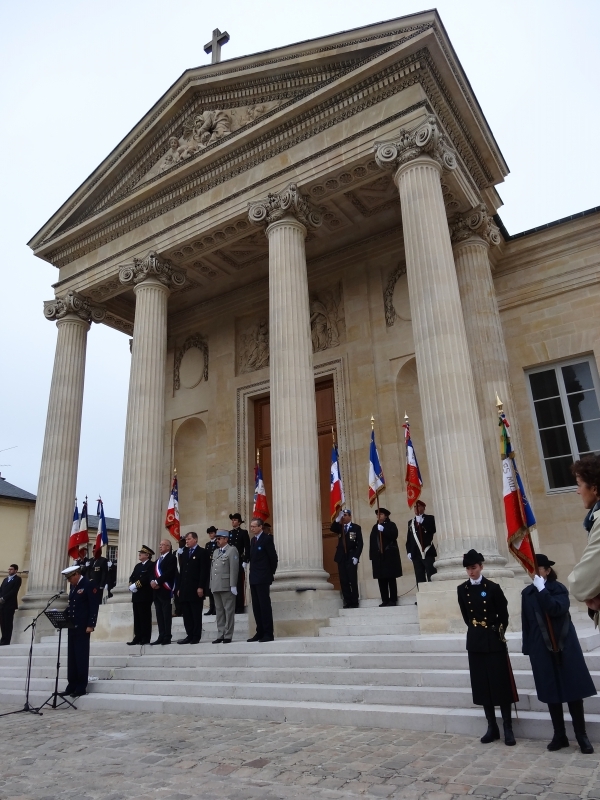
left=107, top=545, right=118, bottom=562
left=526, top=355, right=600, bottom=494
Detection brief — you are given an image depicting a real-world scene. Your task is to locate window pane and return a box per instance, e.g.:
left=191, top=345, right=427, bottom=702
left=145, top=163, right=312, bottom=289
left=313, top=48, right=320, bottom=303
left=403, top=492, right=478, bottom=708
left=534, top=397, right=566, bottom=428
left=529, top=370, right=559, bottom=401
left=539, top=426, right=571, bottom=458
left=568, top=389, right=600, bottom=423
left=574, top=420, right=600, bottom=454
left=562, top=362, right=594, bottom=393
left=545, top=456, right=576, bottom=489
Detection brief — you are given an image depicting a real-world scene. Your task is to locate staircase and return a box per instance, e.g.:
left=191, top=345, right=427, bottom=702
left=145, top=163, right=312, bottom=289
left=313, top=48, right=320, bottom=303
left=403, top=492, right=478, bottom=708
left=1, top=601, right=599, bottom=742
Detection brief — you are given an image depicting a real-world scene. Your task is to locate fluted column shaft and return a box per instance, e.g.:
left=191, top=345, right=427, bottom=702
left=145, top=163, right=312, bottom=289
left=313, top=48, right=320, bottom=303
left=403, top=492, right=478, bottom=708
left=267, top=217, right=331, bottom=590
left=395, top=156, right=509, bottom=578
left=117, top=278, right=169, bottom=589
left=453, top=234, right=526, bottom=558
left=25, top=315, right=90, bottom=602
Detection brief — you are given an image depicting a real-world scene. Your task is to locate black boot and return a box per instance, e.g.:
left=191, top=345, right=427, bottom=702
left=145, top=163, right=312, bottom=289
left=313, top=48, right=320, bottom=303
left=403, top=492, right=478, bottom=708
left=569, top=700, right=594, bottom=754
left=547, top=703, right=569, bottom=751
left=480, top=704, right=500, bottom=743
left=500, top=703, right=516, bottom=746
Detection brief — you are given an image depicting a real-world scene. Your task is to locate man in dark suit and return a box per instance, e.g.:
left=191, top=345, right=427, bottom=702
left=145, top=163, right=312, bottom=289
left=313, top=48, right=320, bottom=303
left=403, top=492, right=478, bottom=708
left=246, top=517, right=278, bottom=643
left=150, top=538, right=178, bottom=645
left=88, top=552, right=109, bottom=601
left=60, top=564, right=100, bottom=698
left=127, top=545, right=155, bottom=645
left=330, top=509, right=363, bottom=608
left=204, top=526, right=218, bottom=616
left=0, top=564, right=22, bottom=645
left=229, top=513, right=251, bottom=613
left=177, top=531, right=210, bottom=644
left=406, top=500, right=437, bottom=585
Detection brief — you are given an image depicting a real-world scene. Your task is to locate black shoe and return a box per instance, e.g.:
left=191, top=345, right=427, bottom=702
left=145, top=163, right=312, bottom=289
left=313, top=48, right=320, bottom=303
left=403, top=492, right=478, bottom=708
left=247, top=634, right=261, bottom=642
left=222, top=639, right=232, bottom=644
left=379, top=602, right=388, bottom=607
left=503, top=722, right=516, bottom=746
left=547, top=733, right=569, bottom=751
left=58, top=691, right=71, bottom=697
left=177, top=637, right=191, bottom=644
left=189, top=639, right=201, bottom=644
left=480, top=723, right=500, bottom=744
left=126, top=639, right=140, bottom=646
left=259, top=635, right=274, bottom=643
left=204, top=610, right=215, bottom=616
left=150, top=639, right=163, bottom=646
left=70, top=691, right=87, bottom=698
left=140, top=641, right=151, bottom=646
left=161, top=639, right=172, bottom=645
left=576, top=734, right=594, bottom=754
left=212, top=637, right=224, bottom=644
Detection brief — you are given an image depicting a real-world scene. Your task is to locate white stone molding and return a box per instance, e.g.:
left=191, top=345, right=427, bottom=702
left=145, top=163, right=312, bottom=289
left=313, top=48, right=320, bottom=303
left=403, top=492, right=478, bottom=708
left=173, top=333, right=209, bottom=390
left=374, top=115, right=457, bottom=175
left=119, top=250, right=187, bottom=289
left=43, top=291, right=106, bottom=324
left=450, top=203, right=501, bottom=247
left=248, top=183, right=322, bottom=230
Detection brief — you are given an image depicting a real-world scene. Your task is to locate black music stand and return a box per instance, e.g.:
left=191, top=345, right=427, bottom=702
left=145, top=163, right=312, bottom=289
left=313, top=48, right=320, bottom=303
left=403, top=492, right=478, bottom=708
left=37, top=609, right=77, bottom=711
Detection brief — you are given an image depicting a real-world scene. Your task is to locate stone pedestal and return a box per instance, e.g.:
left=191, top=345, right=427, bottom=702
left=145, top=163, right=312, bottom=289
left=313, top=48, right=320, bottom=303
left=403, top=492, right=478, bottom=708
left=22, top=293, right=104, bottom=612
left=93, top=600, right=137, bottom=642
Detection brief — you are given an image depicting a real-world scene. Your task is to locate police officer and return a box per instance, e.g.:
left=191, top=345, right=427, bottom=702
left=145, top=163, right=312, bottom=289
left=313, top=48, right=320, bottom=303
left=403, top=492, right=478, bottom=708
left=330, top=508, right=363, bottom=608
left=127, top=545, right=155, bottom=645
left=229, top=513, right=250, bottom=613
left=210, top=530, right=239, bottom=643
left=457, top=549, right=518, bottom=746
left=406, top=500, right=437, bottom=585
left=60, top=564, right=100, bottom=698
left=204, top=526, right=219, bottom=616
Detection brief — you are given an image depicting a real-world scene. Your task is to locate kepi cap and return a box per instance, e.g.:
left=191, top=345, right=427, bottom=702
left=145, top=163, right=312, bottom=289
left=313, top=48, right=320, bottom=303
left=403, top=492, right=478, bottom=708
left=62, top=565, right=81, bottom=577
left=341, top=508, right=352, bottom=516
left=139, top=545, right=155, bottom=557
left=216, top=529, right=229, bottom=538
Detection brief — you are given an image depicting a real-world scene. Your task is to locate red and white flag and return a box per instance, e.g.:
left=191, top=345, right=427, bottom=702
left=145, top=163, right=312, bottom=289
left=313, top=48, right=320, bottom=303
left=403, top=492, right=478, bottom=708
left=402, top=421, right=423, bottom=508
left=253, top=462, right=270, bottom=521
left=330, top=443, right=345, bottom=522
left=68, top=499, right=89, bottom=559
left=165, top=475, right=180, bottom=541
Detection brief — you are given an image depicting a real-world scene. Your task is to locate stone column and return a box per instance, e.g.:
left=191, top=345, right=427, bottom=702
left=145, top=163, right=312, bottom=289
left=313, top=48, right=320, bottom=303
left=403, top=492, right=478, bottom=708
left=375, top=118, right=511, bottom=582
left=451, top=207, right=528, bottom=559
left=23, top=293, right=104, bottom=608
left=115, top=253, right=186, bottom=592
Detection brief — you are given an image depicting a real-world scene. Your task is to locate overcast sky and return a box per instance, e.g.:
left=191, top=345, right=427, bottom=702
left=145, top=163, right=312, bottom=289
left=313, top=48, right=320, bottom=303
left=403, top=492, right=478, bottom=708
left=1, top=0, right=599, bottom=519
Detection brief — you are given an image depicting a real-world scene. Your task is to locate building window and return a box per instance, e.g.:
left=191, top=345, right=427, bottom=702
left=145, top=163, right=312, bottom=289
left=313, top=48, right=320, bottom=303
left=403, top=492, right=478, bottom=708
left=527, top=358, right=600, bottom=491
left=107, top=545, right=118, bottom=562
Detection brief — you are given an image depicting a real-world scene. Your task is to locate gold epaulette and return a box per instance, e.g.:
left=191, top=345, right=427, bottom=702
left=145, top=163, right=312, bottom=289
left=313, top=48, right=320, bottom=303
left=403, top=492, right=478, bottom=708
left=135, top=580, right=142, bottom=589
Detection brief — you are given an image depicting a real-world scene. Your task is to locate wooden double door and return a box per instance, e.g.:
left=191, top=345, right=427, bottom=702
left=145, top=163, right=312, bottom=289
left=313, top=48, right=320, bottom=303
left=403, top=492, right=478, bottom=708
left=254, top=379, right=340, bottom=589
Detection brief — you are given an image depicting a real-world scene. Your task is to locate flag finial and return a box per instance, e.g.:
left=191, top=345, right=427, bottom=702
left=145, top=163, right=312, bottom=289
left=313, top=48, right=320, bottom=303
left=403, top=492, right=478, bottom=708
left=370, top=415, right=375, bottom=430
left=496, top=394, right=503, bottom=412
left=173, top=466, right=177, bottom=475
left=256, top=448, right=260, bottom=465
left=404, top=411, right=409, bottom=422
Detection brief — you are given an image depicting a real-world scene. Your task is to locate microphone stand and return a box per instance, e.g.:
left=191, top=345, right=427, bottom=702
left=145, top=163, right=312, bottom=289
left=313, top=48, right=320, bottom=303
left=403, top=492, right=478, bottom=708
left=0, top=592, right=63, bottom=718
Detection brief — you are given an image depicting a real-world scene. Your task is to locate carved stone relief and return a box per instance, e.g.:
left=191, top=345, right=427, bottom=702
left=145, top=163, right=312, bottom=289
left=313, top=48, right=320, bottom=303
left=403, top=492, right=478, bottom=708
left=384, top=263, right=409, bottom=327
left=310, top=282, right=344, bottom=352
left=237, top=318, right=270, bottom=375
left=174, top=333, right=209, bottom=390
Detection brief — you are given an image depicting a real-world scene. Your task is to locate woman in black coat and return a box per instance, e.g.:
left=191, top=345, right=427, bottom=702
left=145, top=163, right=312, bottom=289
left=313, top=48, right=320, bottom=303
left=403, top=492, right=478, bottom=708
left=369, top=508, right=402, bottom=606
left=522, top=554, right=596, bottom=754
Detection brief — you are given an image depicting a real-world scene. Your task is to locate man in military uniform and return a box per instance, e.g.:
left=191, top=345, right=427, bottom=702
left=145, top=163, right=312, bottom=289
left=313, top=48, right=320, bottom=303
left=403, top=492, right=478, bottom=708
left=60, top=564, right=100, bottom=698
left=406, top=500, right=437, bottom=585
left=330, top=509, right=363, bottom=608
left=210, top=530, right=239, bottom=643
left=150, top=539, right=178, bottom=645
left=457, top=549, right=518, bottom=746
left=229, top=513, right=250, bottom=613
left=88, top=550, right=109, bottom=601
left=73, top=546, right=90, bottom=576
left=127, top=545, right=155, bottom=645
left=177, top=531, right=210, bottom=644
left=204, top=526, right=218, bottom=616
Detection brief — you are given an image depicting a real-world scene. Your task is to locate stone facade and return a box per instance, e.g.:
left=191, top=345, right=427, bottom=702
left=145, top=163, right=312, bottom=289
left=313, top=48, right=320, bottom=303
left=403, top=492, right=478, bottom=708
left=22, top=11, right=600, bottom=638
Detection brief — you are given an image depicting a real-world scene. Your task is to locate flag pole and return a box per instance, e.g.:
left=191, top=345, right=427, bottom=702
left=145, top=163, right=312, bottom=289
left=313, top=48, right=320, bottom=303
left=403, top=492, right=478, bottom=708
left=372, top=415, right=383, bottom=554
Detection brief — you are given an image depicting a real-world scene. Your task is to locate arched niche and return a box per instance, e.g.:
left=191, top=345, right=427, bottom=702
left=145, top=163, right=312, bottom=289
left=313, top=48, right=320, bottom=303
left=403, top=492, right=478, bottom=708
left=174, top=417, right=207, bottom=535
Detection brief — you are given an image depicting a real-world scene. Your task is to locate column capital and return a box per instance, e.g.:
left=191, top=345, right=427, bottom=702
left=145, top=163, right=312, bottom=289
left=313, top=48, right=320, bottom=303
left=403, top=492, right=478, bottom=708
left=118, top=251, right=187, bottom=290
left=374, top=116, right=457, bottom=175
left=43, top=291, right=105, bottom=324
left=248, top=183, right=322, bottom=230
left=450, top=204, right=501, bottom=247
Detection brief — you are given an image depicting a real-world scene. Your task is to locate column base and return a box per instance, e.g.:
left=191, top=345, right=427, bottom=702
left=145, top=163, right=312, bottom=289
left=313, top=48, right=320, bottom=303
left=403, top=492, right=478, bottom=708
left=253, top=588, right=342, bottom=638
left=271, top=569, right=335, bottom=593
left=93, top=600, right=134, bottom=642
left=12, top=593, right=68, bottom=643
left=416, top=577, right=525, bottom=634
left=433, top=554, right=514, bottom=581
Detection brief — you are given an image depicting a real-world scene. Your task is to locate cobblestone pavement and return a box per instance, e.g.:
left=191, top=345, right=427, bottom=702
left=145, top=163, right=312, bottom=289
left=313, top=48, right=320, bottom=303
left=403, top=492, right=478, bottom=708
left=0, top=706, right=598, bottom=800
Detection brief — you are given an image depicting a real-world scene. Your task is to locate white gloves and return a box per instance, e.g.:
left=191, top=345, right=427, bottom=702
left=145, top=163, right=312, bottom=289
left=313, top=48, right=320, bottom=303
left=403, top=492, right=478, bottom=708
left=85, top=561, right=90, bottom=566
left=129, top=583, right=137, bottom=593
left=377, top=524, right=384, bottom=532
left=177, top=547, right=184, bottom=555
left=407, top=553, right=412, bottom=561
left=107, top=561, right=112, bottom=567
left=242, top=562, right=248, bottom=570
left=231, top=586, right=238, bottom=595
left=533, top=574, right=546, bottom=592
left=352, top=557, right=358, bottom=566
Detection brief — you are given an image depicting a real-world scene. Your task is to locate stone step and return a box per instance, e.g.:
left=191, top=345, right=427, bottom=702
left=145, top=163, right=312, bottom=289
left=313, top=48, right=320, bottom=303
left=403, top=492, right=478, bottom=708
left=329, top=608, right=418, bottom=624
left=320, top=623, right=421, bottom=636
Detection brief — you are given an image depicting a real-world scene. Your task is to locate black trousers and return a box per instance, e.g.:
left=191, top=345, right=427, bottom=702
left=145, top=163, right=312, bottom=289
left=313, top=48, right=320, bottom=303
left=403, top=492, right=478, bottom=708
left=413, top=555, right=437, bottom=584
left=378, top=577, right=397, bottom=604
left=153, top=590, right=172, bottom=641
left=206, top=588, right=216, bottom=614
left=66, top=629, right=91, bottom=695
left=180, top=595, right=204, bottom=641
left=0, top=606, right=16, bottom=644
left=236, top=564, right=246, bottom=614
left=338, top=558, right=359, bottom=606
left=132, top=601, right=153, bottom=643
left=250, top=583, right=273, bottom=638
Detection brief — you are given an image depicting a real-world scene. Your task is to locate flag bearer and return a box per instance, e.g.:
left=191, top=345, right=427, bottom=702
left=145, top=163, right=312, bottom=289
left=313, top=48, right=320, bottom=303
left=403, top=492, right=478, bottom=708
left=369, top=508, right=402, bottom=606
left=330, top=509, right=363, bottom=608
left=405, top=500, right=437, bottom=584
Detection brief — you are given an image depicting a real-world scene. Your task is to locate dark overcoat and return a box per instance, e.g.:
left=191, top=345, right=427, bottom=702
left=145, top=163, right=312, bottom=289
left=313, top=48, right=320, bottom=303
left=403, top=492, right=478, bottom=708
left=522, top=579, right=597, bottom=704
left=229, top=528, right=251, bottom=562
left=129, top=559, right=155, bottom=604
left=177, top=545, right=210, bottom=600
left=331, top=522, right=363, bottom=564
left=369, top=520, right=402, bottom=579
left=248, top=532, right=278, bottom=585
left=457, top=578, right=518, bottom=706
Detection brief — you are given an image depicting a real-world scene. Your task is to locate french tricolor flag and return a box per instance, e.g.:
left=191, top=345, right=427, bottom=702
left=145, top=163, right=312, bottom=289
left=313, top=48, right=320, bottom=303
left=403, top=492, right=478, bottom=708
left=330, top=444, right=344, bottom=522
left=402, top=421, right=423, bottom=508
left=68, top=498, right=89, bottom=559
left=165, top=475, right=181, bottom=541
left=253, top=462, right=270, bottom=522
left=368, top=429, right=385, bottom=506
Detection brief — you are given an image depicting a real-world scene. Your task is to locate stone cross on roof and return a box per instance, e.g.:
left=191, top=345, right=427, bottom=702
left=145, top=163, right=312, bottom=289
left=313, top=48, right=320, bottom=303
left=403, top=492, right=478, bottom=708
left=204, top=28, right=230, bottom=64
